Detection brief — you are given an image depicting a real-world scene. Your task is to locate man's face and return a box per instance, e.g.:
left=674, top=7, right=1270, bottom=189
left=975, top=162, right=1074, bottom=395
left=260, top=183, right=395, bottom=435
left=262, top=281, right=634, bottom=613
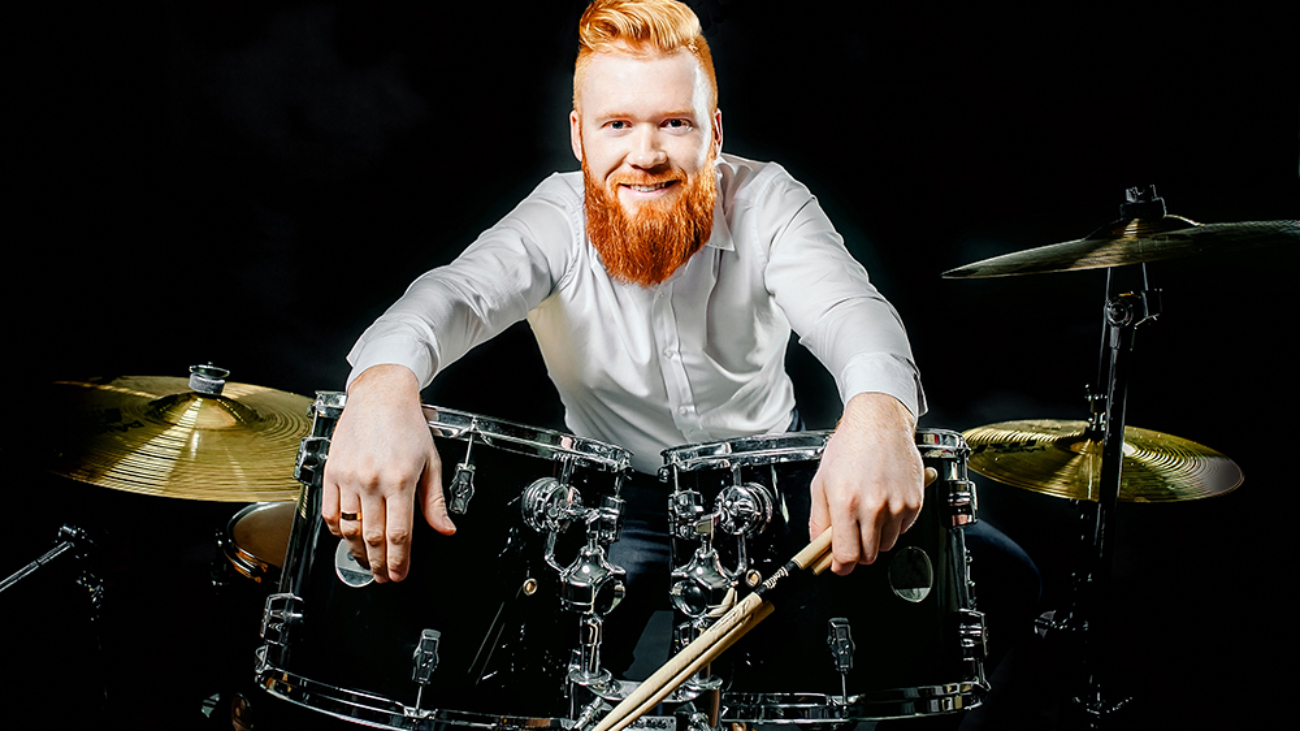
left=570, top=48, right=722, bottom=218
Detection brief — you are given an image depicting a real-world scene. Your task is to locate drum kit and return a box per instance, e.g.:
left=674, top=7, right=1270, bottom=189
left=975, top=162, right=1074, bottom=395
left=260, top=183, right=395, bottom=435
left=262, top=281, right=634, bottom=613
left=4, top=192, right=1295, bottom=730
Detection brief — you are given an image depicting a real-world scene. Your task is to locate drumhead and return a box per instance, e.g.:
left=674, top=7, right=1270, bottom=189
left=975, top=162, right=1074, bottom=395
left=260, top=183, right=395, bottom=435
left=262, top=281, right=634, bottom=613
left=421, top=405, right=630, bottom=472
left=224, top=500, right=297, bottom=582
left=660, top=428, right=967, bottom=474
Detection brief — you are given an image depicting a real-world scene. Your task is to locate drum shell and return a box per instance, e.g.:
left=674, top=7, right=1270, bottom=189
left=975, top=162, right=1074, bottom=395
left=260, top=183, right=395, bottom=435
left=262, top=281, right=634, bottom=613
left=662, top=429, right=982, bottom=720
left=268, top=425, right=626, bottom=721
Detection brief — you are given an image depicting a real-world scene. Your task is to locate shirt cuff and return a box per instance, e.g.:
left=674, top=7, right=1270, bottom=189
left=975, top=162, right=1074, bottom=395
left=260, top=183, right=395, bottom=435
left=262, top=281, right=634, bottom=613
left=836, top=353, right=927, bottom=420
left=345, top=335, right=438, bottom=391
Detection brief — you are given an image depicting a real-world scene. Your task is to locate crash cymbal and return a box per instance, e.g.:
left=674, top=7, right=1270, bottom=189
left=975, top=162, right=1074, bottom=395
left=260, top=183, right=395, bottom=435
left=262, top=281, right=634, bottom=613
left=963, top=419, right=1242, bottom=502
left=942, top=217, right=1298, bottom=279
left=25, top=369, right=311, bottom=501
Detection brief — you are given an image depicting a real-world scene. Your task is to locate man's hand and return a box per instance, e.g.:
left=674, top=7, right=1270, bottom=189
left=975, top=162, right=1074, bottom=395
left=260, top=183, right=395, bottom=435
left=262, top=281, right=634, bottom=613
left=809, top=392, right=923, bottom=575
left=322, top=364, right=456, bottom=583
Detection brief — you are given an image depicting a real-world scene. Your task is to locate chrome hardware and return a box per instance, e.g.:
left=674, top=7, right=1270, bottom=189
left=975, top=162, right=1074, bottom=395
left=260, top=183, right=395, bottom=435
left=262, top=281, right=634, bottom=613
left=828, top=618, right=855, bottom=705
left=335, top=539, right=373, bottom=587
left=946, top=478, right=978, bottom=526
left=448, top=436, right=477, bottom=514
left=958, top=608, right=988, bottom=662
left=560, top=544, right=626, bottom=616
left=521, top=477, right=583, bottom=535
left=260, top=592, right=303, bottom=647
left=188, top=363, right=229, bottom=395
left=715, top=482, right=774, bottom=537
left=670, top=547, right=733, bottom=620
left=593, top=496, right=624, bottom=546
left=295, top=435, right=331, bottom=484
left=448, top=463, right=476, bottom=514
left=668, top=490, right=705, bottom=541
left=412, top=629, right=441, bottom=685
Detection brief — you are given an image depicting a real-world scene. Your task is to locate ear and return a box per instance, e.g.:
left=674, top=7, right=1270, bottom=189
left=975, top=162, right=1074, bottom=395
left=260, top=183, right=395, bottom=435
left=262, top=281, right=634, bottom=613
left=712, top=108, right=724, bottom=156
left=569, top=109, right=583, bottom=163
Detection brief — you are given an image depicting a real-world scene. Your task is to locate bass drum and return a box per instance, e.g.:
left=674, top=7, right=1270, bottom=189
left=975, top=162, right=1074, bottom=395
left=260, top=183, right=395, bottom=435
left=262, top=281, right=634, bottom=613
left=258, top=395, right=631, bottom=729
left=659, top=428, right=988, bottom=724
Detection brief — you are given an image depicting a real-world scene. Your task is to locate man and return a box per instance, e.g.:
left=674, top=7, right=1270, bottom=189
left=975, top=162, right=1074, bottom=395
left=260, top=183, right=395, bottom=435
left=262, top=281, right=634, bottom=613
left=323, top=0, right=929, bottom=662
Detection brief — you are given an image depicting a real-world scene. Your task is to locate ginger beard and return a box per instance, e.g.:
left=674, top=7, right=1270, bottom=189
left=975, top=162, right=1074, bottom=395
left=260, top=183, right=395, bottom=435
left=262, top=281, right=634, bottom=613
left=582, top=146, right=717, bottom=287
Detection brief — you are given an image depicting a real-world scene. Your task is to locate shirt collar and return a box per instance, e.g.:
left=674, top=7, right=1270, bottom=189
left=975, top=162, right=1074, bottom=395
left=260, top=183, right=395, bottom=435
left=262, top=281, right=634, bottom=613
left=704, top=167, right=734, bottom=252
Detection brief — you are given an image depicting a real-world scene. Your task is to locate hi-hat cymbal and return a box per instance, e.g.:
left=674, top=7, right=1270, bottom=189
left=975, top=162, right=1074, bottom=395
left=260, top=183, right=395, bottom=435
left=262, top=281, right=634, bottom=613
left=963, top=419, right=1242, bottom=502
left=25, top=374, right=311, bottom=501
left=943, top=217, right=1298, bottom=279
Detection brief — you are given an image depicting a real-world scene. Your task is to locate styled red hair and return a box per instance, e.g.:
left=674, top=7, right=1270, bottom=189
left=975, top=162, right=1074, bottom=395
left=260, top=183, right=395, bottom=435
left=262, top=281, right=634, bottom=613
left=574, top=0, right=718, bottom=112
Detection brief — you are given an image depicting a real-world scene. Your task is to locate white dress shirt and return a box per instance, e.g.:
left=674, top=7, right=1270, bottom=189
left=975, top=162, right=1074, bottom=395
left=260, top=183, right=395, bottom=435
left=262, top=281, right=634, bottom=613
left=348, top=154, right=925, bottom=473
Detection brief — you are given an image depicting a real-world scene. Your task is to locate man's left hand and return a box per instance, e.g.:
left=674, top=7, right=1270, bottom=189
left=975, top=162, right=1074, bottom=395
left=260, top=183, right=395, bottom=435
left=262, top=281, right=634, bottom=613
left=809, top=392, right=924, bottom=575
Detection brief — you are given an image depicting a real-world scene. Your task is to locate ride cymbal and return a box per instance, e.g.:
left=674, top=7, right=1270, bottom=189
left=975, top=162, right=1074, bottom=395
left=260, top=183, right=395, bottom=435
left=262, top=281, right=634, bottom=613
left=943, top=217, right=1297, bottom=279
left=25, top=372, right=311, bottom=501
left=963, top=419, right=1242, bottom=502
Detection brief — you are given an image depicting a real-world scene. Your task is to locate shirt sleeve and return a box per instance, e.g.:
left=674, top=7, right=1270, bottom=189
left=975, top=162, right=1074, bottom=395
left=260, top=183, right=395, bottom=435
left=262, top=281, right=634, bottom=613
left=759, top=170, right=927, bottom=419
left=345, top=175, right=578, bottom=389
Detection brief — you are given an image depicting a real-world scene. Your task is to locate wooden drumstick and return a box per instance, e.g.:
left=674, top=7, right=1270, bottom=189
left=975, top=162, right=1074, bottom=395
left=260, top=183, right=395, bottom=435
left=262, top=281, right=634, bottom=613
left=592, top=528, right=834, bottom=731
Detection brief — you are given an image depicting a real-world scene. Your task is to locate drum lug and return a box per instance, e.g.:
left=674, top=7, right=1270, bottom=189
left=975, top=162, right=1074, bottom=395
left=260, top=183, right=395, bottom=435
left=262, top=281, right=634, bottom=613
left=945, top=478, right=979, bottom=527
left=294, top=435, right=331, bottom=486
left=411, top=628, right=441, bottom=685
left=448, top=462, right=476, bottom=514
left=827, top=617, right=855, bottom=705
left=260, top=592, right=303, bottom=648
left=958, top=608, right=988, bottom=662
left=448, top=435, right=477, bottom=514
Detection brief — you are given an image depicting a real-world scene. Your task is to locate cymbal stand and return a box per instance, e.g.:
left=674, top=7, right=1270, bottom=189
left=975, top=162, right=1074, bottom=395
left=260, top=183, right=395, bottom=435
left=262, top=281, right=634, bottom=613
left=1057, top=262, right=1160, bottom=728
left=0, top=524, right=102, bottom=611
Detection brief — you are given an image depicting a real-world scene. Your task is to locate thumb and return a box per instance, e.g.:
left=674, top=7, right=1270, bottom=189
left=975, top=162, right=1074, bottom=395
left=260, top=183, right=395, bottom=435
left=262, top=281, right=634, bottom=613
left=419, top=451, right=456, bottom=535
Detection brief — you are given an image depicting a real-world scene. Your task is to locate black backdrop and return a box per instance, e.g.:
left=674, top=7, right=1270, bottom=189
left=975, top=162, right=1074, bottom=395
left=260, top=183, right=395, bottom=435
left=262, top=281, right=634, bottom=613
left=8, top=2, right=1297, bottom=729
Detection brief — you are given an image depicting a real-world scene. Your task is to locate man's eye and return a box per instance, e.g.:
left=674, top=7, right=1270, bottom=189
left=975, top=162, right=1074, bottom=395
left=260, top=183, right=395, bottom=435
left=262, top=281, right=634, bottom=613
left=608, top=120, right=628, bottom=130
left=665, top=119, right=690, bottom=129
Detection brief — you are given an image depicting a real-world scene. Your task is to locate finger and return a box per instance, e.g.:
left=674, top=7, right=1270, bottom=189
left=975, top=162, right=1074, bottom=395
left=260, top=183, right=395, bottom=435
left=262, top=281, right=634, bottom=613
left=322, top=474, right=341, bottom=537
left=361, top=494, right=388, bottom=583
left=827, top=485, right=863, bottom=576
left=419, top=446, right=456, bottom=536
left=808, top=472, right=831, bottom=541
left=338, top=494, right=366, bottom=566
left=923, top=466, right=938, bottom=488
left=385, top=489, right=414, bottom=582
left=875, top=507, right=901, bottom=556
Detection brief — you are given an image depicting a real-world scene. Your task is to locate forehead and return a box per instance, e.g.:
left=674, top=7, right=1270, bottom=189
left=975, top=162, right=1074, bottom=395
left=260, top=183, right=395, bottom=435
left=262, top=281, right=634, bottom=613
left=577, top=48, right=709, bottom=117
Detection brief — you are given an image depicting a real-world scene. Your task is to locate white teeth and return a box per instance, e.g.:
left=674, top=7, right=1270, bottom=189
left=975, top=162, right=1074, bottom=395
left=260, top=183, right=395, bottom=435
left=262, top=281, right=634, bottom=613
left=627, top=183, right=668, bottom=192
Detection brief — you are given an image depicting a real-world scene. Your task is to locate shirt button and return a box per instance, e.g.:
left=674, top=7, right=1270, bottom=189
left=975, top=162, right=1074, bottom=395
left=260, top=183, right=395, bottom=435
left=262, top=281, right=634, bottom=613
left=678, top=406, right=689, bottom=415
left=663, top=349, right=675, bottom=359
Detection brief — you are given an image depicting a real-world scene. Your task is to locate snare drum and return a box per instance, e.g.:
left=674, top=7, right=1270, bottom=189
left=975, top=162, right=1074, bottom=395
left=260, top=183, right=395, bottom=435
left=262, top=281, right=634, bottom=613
left=257, top=394, right=632, bottom=729
left=221, top=501, right=296, bottom=584
left=660, top=428, right=987, bottom=723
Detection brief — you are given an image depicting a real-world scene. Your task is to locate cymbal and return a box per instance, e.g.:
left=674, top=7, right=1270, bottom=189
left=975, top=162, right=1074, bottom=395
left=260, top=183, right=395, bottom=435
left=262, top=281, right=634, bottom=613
left=963, top=419, right=1243, bottom=502
left=943, top=217, right=1298, bottom=279
left=26, top=374, right=311, bottom=501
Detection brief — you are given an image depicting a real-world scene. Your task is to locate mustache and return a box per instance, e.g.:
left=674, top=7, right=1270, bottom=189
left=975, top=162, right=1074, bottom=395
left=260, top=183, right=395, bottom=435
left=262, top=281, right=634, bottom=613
left=607, top=170, right=683, bottom=188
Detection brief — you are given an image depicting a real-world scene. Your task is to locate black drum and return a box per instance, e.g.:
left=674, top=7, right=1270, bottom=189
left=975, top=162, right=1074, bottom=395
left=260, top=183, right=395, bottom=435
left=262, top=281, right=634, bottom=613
left=659, top=428, right=988, bottom=724
left=257, top=393, right=632, bottom=729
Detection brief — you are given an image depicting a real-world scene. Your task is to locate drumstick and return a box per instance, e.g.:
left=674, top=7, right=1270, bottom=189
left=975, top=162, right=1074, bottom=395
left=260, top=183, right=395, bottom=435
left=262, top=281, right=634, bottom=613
left=592, top=528, right=834, bottom=731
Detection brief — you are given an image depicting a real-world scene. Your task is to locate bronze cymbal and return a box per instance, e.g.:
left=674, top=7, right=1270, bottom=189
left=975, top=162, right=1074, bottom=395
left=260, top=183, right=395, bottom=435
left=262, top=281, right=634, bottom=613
left=963, top=419, right=1242, bottom=502
left=26, top=374, right=311, bottom=501
left=943, top=216, right=1298, bottom=279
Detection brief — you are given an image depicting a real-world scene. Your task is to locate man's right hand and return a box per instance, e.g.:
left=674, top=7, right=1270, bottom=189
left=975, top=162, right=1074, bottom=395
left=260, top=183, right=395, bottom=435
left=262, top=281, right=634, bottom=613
left=322, top=364, right=456, bottom=583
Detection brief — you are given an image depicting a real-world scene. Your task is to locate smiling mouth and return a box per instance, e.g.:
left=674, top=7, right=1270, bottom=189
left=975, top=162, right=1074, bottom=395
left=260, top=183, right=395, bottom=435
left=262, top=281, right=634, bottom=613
left=621, top=180, right=678, bottom=193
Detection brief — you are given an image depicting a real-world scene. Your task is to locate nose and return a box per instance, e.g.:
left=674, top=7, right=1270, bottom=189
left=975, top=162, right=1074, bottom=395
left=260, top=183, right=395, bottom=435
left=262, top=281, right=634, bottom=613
left=627, top=126, right=668, bottom=169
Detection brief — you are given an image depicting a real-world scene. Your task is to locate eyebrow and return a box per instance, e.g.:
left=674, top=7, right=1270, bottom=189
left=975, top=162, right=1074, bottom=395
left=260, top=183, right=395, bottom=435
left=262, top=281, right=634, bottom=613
left=594, top=109, right=700, bottom=122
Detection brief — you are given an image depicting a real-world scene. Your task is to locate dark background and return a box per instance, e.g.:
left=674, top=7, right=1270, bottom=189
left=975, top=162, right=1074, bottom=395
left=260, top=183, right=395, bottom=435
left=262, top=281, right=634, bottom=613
left=6, top=2, right=1296, bottom=729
